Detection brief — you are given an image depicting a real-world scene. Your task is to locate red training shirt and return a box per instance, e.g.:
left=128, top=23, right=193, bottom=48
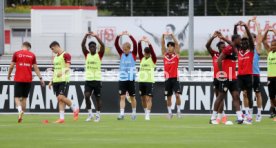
left=164, top=53, right=179, bottom=79
left=238, top=49, right=254, bottom=75
left=210, top=49, right=220, bottom=79
left=222, top=45, right=238, bottom=80
left=12, top=49, right=37, bottom=82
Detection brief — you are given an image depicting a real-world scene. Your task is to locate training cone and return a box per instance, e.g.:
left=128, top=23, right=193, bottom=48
left=42, top=120, right=49, bottom=124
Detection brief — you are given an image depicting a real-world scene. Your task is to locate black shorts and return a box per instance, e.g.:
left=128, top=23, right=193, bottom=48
left=213, top=78, right=220, bottom=90
left=268, top=77, right=276, bottom=100
left=14, top=82, right=32, bottom=98
left=253, top=75, right=261, bottom=92
left=139, top=82, right=154, bottom=96
left=219, top=79, right=239, bottom=93
left=53, top=82, right=69, bottom=97
left=238, top=75, right=253, bottom=91
left=85, top=81, right=102, bottom=97
left=165, top=78, right=182, bottom=96
left=119, top=81, right=136, bottom=96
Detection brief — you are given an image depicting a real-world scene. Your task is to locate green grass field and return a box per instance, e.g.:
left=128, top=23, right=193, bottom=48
left=0, top=114, right=275, bottom=148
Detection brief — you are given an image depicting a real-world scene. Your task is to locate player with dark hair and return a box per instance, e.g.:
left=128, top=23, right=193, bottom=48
left=206, top=31, right=228, bottom=124
left=7, top=42, right=45, bottom=123
left=234, top=21, right=255, bottom=124
left=115, top=31, right=138, bottom=120
left=138, top=36, right=157, bottom=120
left=262, top=28, right=276, bottom=122
left=210, top=27, right=244, bottom=124
left=48, top=41, right=79, bottom=123
left=245, top=17, right=263, bottom=122
left=161, top=33, right=182, bottom=119
left=81, top=32, right=105, bottom=122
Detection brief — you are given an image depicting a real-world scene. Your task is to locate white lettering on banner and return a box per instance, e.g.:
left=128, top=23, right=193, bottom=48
left=80, top=85, right=86, bottom=109
left=227, top=92, right=232, bottom=110
left=190, top=86, right=195, bottom=110
left=264, top=87, right=271, bottom=111
left=26, top=95, right=30, bottom=109
left=212, top=94, right=227, bottom=110
left=46, top=87, right=58, bottom=109
left=0, top=66, right=9, bottom=72
left=176, top=85, right=270, bottom=111
left=66, top=85, right=79, bottom=109
left=80, top=85, right=95, bottom=110
left=0, top=85, right=8, bottom=109
left=9, top=85, right=14, bottom=109
left=0, top=84, right=272, bottom=111
left=196, top=86, right=210, bottom=110
left=181, top=86, right=189, bottom=110
left=31, top=85, right=45, bottom=109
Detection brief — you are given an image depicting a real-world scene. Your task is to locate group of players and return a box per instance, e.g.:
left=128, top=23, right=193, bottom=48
left=7, top=17, right=276, bottom=125
left=208, top=17, right=276, bottom=125
left=8, top=29, right=182, bottom=123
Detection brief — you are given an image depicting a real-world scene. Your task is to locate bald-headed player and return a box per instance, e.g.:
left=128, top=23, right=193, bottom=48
left=81, top=32, right=105, bottom=122
left=8, top=42, right=45, bottom=123
left=262, top=28, right=276, bottom=122
left=115, top=31, right=138, bottom=120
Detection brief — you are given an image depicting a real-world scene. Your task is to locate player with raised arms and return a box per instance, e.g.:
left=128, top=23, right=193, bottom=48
left=81, top=32, right=105, bottom=122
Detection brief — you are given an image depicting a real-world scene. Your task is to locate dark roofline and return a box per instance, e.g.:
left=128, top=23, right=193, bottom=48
left=4, top=13, right=30, bottom=20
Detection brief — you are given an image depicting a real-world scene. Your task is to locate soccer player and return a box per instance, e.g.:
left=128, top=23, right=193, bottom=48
left=262, top=28, right=276, bottom=121
left=206, top=31, right=227, bottom=124
left=246, top=17, right=263, bottom=122
left=161, top=33, right=182, bottom=119
left=48, top=41, right=79, bottom=123
left=210, top=30, right=244, bottom=125
left=81, top=32, right=105, bottom=122
left=234, top=21, right=255, bottom=123
left=269, top=102, right=276, bottom=118
left=138, top=36, right=157, bottom=120
left=7, top=42, right=45, bottom=123
left=115, top=31, right=137, bottom=120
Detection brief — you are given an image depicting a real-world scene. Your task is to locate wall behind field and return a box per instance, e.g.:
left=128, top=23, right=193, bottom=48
left=5, top=15, right=276, bottom=56
left=95, top=16, right=276, bottom=56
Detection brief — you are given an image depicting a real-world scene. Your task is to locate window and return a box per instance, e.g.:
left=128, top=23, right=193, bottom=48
left=11, top=28, right=31, bottom=37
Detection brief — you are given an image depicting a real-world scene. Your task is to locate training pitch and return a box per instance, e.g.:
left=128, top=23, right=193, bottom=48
left=0, top=114, right=275, bottom=148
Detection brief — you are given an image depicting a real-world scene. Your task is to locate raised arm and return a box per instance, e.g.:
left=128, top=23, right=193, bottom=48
left=115, top=34, right=123, bottom=56
left=93, top=33, right=105, bottom=58
left=161, top=34, right=166, bottom=56
left=171, top=33, right=180, bottom=55
left=217, top=32, right=233, bottom=47
left=241, top=22, right=254, bottom=51
left=262, top=29, right=271, bottom=53
left=149, top=43, right=157, bottom=64
left=234, top=22, right=240, bottom=35
left=81, top=33, right=90, bottom=56
left=138, top=40, right=144, bottom=61
left=205, top=32, right=217, bottom=56
left=254, top=18, right=262, bottom=54
left=129, top=34, right=137, bottom=56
